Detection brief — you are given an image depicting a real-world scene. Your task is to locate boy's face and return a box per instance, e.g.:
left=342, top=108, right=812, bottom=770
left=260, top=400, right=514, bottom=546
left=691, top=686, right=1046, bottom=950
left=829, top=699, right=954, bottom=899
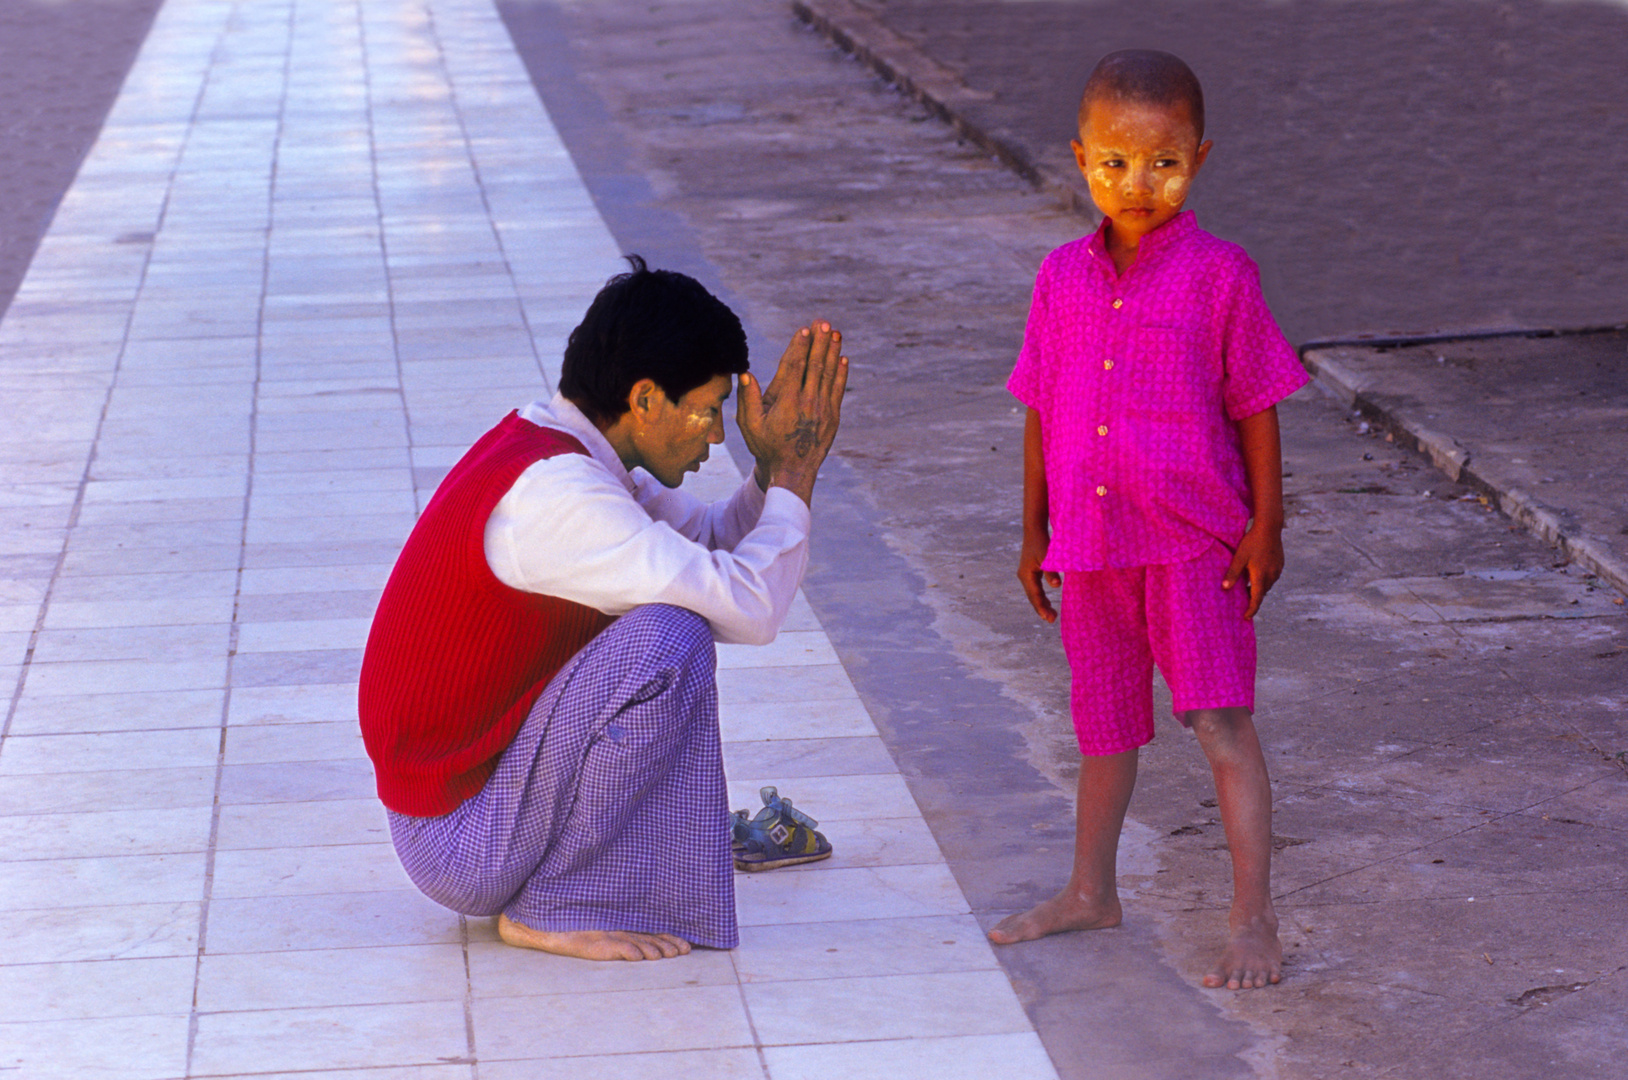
left=1073, top=97, right=1211, bottom=247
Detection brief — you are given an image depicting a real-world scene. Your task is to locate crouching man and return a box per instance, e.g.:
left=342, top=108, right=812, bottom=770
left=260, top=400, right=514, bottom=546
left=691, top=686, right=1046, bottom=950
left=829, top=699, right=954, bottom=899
left=359, top=257, right=847, bottom=961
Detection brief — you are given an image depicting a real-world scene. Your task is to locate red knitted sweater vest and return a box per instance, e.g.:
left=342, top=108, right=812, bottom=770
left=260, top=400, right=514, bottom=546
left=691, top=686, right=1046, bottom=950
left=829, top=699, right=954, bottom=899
left=359, top=411, right=614, bottom=816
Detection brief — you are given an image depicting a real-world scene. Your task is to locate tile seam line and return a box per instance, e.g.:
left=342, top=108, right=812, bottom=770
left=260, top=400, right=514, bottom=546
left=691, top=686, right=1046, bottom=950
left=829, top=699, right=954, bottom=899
left=375, top=4, right=478, bottom=1071
left=143, top=954, right=1007, bottom=1004
left=730, top=937, right=773, bottom=1074
left=185, top=0, right=294, bottom=1074
left=0, top=1, right=210, bottom=752
left=359, top=0, right=415, bottom=477
left=423, top=0, right=556, bottom=394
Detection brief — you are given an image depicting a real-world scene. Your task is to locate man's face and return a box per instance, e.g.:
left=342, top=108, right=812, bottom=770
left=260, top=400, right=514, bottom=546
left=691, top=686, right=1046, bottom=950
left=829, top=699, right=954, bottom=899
left=631, top=374, right=732, bottom=488
left=1073, top=97, right=1210, bottom=247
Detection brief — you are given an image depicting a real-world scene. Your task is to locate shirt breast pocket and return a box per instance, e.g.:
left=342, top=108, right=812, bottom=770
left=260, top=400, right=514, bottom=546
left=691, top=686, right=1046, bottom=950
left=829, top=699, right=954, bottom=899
left=1128, top=324, right=1217, bottom=417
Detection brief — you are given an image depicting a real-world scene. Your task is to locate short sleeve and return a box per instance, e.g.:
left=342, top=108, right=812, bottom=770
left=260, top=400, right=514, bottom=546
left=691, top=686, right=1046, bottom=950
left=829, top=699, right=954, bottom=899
left=1007, top=260, right=1053, bottom=409
left=1220, top=255, right=1309, bottom=421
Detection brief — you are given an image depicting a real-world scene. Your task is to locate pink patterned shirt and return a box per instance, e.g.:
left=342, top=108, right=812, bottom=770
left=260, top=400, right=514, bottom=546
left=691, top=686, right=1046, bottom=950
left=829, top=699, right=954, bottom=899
left=1009, top=212, right=1308, bottom=571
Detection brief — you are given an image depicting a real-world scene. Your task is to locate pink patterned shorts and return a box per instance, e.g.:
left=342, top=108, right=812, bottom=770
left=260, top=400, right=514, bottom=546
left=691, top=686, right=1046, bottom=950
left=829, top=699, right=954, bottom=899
left=1059, top=541, right=1256, bottom=756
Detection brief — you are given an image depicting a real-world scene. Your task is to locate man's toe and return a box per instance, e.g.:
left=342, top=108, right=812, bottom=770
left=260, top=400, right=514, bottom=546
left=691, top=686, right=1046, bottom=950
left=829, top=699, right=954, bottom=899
left=612, top=932, right=657, bottom=960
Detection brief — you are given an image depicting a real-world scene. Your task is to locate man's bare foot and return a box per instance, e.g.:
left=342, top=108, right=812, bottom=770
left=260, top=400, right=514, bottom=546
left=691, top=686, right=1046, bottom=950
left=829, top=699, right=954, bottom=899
left=987, top=890, right=1122, bottom=945
left=497, top=913, right=692, bottom=961
left=1202, top=919, right=1283, bottom=989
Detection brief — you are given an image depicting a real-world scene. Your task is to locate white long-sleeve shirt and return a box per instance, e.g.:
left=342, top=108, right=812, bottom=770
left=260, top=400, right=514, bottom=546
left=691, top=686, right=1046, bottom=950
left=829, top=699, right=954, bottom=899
left=483, top=393, right=810, bottom=645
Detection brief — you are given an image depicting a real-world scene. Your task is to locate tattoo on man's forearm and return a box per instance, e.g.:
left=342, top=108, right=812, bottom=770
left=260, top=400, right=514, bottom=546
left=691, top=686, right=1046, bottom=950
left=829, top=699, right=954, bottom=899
left=791, top=420, right=818, bottom=459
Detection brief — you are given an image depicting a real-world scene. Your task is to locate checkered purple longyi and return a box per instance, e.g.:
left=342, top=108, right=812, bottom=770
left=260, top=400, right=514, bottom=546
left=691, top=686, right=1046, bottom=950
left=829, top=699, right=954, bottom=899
left=387, top=604, right=737, bottom=949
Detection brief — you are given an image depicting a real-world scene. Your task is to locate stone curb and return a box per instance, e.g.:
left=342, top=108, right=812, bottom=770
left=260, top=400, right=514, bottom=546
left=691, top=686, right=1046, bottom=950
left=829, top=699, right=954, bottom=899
left=1303, top=345, right=1628, bottom=599
left=790, top=0, right=1095, bottom=218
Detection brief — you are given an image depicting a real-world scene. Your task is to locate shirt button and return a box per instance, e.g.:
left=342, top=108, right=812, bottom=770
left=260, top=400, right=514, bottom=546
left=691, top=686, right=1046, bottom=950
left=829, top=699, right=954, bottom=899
left=1096, top=485, right=1108, bottom=497
left=1097, top=425, right=1108, bottom=436
left=1103, top=360, right=1114, bottom=370
left=1112, top=299, right=1123, bottom=309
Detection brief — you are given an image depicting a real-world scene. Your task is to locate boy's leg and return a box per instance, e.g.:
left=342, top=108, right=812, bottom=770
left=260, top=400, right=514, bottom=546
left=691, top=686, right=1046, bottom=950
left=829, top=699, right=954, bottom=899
left=1185, top=708, right=1281, bottom=989
left=1152, top=544, right=1281, bottom=988
left=988, top=747, right=1138, bottom=944
left=990, top=566, right=1152, bottom=946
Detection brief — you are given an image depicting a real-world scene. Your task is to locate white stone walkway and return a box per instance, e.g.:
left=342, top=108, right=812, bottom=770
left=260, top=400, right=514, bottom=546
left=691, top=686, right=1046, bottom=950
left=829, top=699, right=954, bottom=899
left=0, top=1, right=1059, bottom=1077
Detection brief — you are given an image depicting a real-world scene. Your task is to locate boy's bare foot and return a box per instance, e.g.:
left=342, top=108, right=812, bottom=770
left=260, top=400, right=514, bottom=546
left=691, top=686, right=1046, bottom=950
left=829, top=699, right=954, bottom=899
left=987, top=889, right=1122, bottom=945
left=497, top=913, right=692, bottom=961
left=1202, top=918, right=1282, bottom=989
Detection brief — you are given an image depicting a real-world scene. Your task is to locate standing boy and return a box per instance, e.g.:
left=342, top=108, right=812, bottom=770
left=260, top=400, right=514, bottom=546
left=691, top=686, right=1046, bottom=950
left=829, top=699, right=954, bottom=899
left=992, top=50, right=1308, bottom=990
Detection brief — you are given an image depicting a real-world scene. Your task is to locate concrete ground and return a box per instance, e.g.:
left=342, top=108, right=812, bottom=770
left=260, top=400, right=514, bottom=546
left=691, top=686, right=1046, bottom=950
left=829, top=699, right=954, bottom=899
left=2, top=0, right=1626, bottom=1078
left=1304, top=331, right=1628, bottom=598
left=506, top=1, right=1628, bottom=1077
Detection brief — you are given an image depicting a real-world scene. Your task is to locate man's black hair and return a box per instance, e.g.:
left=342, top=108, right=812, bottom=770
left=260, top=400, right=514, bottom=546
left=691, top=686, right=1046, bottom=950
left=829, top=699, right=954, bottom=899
left=559, top=255, right=749, bottom=425
left=1079, top=49, right=1206, bottom=140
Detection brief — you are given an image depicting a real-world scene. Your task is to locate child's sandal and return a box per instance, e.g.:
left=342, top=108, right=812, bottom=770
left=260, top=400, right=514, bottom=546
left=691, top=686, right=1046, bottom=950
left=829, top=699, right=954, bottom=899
left=729, top=807, right=753, bottom=856
left=731, top=785, right=833, bottom=872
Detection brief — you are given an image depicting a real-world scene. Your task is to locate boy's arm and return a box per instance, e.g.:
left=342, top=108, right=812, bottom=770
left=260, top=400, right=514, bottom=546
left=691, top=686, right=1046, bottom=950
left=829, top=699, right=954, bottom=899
left=1223, top=404, right=1285, bottom=619
left=1019, top=407, right=1062, bottom=623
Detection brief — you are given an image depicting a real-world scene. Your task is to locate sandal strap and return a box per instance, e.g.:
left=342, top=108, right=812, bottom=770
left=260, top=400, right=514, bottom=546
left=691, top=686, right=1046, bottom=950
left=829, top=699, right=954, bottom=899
left=758, top=785, right=819, bottom=831
left=738, top=815, right=829, bottom=860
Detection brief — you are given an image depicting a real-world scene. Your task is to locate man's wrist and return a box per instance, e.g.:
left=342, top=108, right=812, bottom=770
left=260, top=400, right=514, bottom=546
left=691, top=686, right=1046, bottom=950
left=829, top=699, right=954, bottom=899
left=767, top=465, right=817, bottom=505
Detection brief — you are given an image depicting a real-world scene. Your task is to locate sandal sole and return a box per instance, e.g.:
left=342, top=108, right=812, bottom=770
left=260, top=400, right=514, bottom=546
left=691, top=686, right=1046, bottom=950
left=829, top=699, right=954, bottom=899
left=733, top=849, right=834, bottom=872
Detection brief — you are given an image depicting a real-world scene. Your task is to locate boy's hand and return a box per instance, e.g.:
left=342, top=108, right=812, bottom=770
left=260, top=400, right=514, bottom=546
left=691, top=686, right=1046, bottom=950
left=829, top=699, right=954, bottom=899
left=1019, top=531, right=1062, bottom=623
left=1228, top=406, right=1287, bottom=620
left=1222, top=523, right=1284, bottom=620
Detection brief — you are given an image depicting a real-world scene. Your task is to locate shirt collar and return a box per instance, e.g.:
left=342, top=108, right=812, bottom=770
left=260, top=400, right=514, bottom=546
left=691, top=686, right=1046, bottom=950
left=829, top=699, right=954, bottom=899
left=520, top=393, right=638, bottom=494
left=1138, top=209, right=1197, bottom=257
left=1084, top=209, right=1198, bottom=268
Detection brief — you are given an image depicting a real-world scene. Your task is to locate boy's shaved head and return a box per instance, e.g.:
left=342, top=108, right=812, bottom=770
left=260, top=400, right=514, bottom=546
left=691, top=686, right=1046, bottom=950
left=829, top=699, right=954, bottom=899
left=1079, top=50, right=1205, bottom=139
